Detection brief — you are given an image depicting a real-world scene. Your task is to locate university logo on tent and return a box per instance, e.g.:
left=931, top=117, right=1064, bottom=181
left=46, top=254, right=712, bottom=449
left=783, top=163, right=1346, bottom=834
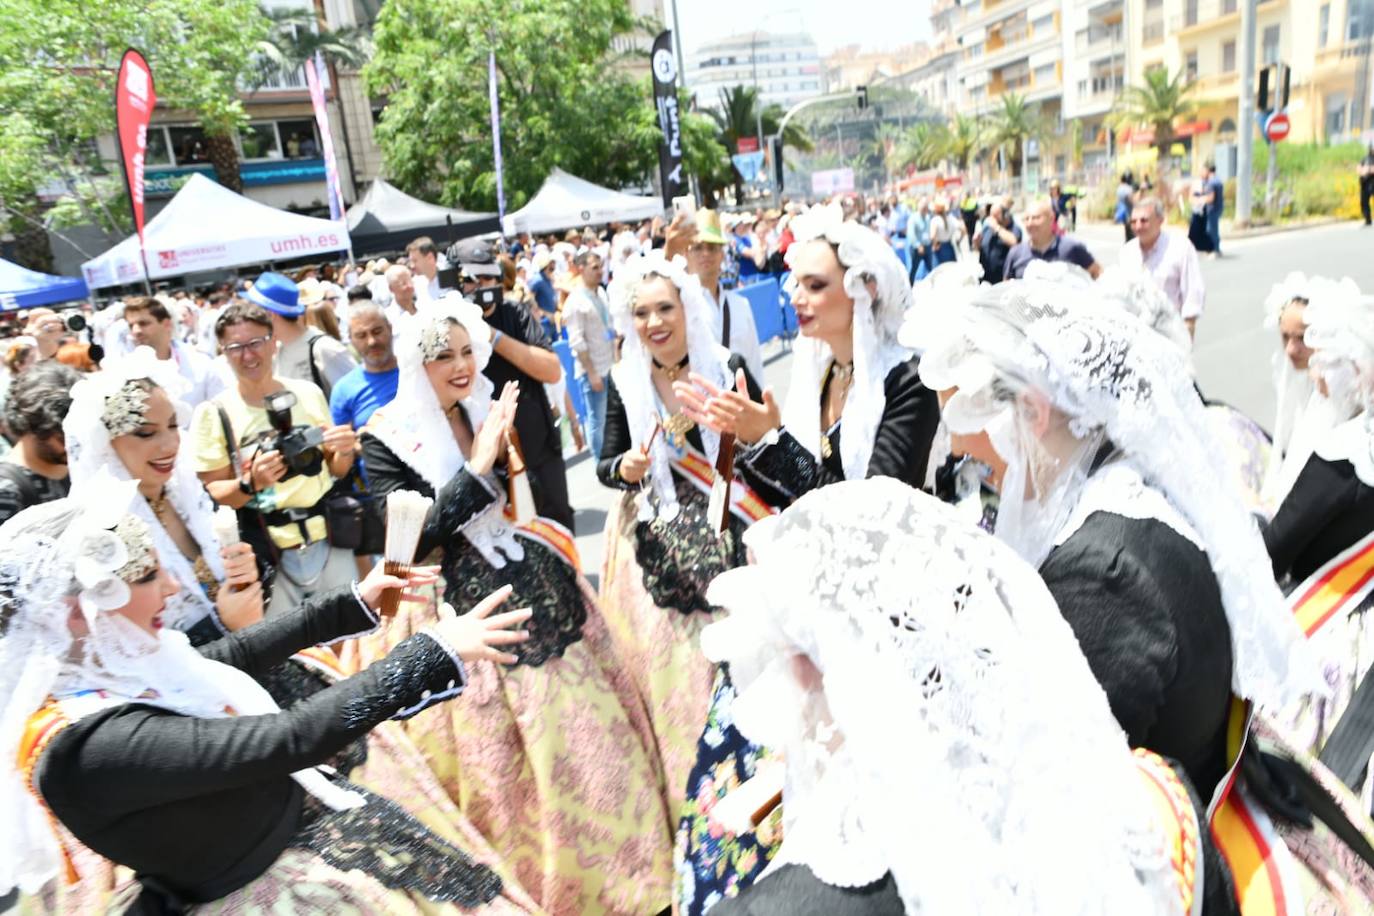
left=158, top=250, right=179, bottom=270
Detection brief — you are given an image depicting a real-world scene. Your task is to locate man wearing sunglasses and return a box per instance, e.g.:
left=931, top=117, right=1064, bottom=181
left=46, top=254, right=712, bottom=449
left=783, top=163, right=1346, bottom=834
left=1118, top=196, right=1206, bottom=339
left=191, top=299, right=360, bottom=614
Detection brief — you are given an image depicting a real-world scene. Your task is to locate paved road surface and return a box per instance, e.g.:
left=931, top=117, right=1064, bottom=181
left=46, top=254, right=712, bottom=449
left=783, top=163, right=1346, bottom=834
left=566, top=220, right=1374, bottom=581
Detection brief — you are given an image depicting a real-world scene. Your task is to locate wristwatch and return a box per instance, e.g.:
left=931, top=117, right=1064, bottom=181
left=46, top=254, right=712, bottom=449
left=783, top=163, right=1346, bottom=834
left=238, top=475, right=255, bottom=496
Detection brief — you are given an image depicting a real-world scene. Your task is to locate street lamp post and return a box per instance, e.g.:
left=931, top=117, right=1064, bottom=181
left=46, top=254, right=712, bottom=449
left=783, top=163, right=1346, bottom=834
left=751, top=30, right=765, bottom=153
left=1236, top=0, right=1258, bottom=225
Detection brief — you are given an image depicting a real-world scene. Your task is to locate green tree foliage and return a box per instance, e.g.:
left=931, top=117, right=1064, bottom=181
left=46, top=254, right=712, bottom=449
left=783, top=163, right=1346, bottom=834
left=0, top=0, right=269, bottom=257
left=624, top=86, right=732, bottom=206
left=367, top=0, right=669, bottom=211
left=987, top=92, right=1048, bottom=179
left=706, top=85, right=812, bottom=201
left=1112, top=67, right=1197, bottom=175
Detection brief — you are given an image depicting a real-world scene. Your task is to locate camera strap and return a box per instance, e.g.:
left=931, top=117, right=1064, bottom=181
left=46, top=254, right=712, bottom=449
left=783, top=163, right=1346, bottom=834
left=216, top=402, right=282, bottom=563
left=306, top=332, right=329, bottom=399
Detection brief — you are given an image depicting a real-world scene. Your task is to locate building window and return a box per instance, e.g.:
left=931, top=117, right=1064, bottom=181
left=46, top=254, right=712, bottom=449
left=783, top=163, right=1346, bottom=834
left=1350, top=0, right=1373, bottom=41
left=1326, top=93, right=1348, bottom=137
left=1032, top=13, right=1054, bottom=34
left=239, top=123, right=282, bottom=161
left=1262, top=25, right=1280, bottom=65
left=1222, top=40, right=1236, bottom=72
left=167, top=126, right=211, bottom=165
left=1319, top=4, right=1330, bottom=47
left=1145, top=0, right=1162, bottom=8
left=144, top=127, right=174, bottom=167
left=1034, top=63, right=1056, bottom=85
left=278, top=120, right=321, bottom=159
left=1185, top=51, right=1198, bottom=80
left=1222, top=0, right=1237, bottom=12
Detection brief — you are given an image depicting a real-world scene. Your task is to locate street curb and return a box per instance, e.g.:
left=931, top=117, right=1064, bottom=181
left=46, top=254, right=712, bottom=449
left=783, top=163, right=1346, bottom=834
left=1220, top=217, right=1351, bottom=240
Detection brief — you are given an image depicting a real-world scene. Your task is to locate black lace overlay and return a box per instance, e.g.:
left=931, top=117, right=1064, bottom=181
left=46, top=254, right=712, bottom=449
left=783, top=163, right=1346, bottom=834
left=443, top=536, right=587, bottom=667
left=739, top=429, right=822, bottom=508
left=296, top=779, right=503, bottom=907
left=628, top=476, right=748, bottom=615
left=339, top=633, right=464, bottom=729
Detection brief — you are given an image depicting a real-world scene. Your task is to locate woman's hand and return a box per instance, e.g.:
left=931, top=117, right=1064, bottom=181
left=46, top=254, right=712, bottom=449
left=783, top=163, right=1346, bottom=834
left=674, top=368, right=780, bottom=444
left=356, top=563, right=442, bottom=612
left=433, top=584, right=532, bottom=666
left=216, top=580, right=264, bottom=631
left=470, top=382, right=520, bottom=476
left=618, top=448, right=651, bottom=484
left=219, top=542, right=259, bottom=589
left=322, top=424, right=358, bottom=459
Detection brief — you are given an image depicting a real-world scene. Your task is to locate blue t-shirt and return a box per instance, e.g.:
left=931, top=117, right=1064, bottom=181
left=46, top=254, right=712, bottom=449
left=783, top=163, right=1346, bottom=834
left=329, top=366, right=400, bottom=430
left=528, top=274, right=558, bottom=316
left=1205, top=176, right=1224, bottom=219
left=734, top=236, right=761, bottom=280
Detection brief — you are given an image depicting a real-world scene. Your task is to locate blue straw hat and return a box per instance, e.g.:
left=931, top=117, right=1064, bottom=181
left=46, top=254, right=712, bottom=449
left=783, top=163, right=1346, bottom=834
left=245, top=271, right=303, bottom=317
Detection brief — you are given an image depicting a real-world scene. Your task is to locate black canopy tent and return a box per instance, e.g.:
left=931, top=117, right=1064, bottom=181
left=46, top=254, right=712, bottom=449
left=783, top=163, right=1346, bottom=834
left=345, top=179, right=501, bottom=255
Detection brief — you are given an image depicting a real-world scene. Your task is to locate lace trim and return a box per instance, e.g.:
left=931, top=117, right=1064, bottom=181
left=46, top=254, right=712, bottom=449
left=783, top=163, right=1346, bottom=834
left=339, top=632, right=464, bottom=728
left=1053, top=460, right=1205, bottom=551
left=1314, top=413, right=1374, bottom=488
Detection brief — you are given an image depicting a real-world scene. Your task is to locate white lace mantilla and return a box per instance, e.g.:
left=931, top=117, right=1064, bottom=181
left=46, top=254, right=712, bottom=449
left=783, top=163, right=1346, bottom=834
left=1314, top=412, right=1374, bottom=488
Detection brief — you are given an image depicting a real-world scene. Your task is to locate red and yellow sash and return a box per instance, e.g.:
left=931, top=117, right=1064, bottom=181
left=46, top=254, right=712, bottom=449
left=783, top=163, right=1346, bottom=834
left=516, top=516, right=581, bottom=571
left=18, top=701, right=80, bottom=883
left=1134, top=747, right=1202, bottom=914
left=1289, top=529, right=1374, bottom=640
left=674, top=448, right=774, bottom=525
left=291, top=645, right=347, bottom=681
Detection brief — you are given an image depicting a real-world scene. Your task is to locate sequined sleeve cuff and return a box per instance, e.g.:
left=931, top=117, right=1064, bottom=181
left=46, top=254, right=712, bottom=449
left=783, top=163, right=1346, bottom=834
left=318, top=581, right=382, bottom=647
left=738, top=427, right=821, bottom=505
left=339, top=632, right=467, bottom=727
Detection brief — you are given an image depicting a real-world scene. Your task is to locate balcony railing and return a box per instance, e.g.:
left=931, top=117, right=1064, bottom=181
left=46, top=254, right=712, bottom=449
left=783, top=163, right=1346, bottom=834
left=1075, top=24, right=1123, bottom=53
left=249, top=61, right=311, bottom=92
left=1142, top=19, right=1165, bottom=46
left=1171, top=0, right=1247, bottom=30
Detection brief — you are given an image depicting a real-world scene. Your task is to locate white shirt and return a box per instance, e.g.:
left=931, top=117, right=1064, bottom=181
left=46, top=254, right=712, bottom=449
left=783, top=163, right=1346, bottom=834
left=415, top=273, right=444, bottom=304
left=167, top=342, right=225, bottom=409
left=1119, top=229, right=1205, bottom=320
left=705, top=285, right=764, bottom=384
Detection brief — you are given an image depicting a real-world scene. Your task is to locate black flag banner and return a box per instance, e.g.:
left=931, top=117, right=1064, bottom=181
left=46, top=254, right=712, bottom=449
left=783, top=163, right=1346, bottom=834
left=651, top=30, right=684, bottom=207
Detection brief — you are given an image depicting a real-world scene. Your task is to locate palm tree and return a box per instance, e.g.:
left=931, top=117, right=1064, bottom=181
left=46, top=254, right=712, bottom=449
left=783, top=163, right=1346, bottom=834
left=865, top=123, right=906, bottom=186
left=200, top=5, right=372, bottom=194
left=894, top=122, right=947, bottom=174
left=707, top=85, right=812, bottom=201
left=986, top=93, right=1047, bottom=180
left=943, top=114, right=985, bottom=174
left=1112, top=67, right=1197, bottom=176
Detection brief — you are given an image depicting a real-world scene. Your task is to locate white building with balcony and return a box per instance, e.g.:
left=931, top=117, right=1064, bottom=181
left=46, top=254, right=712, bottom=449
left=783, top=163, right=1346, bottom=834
left=688, top=31, right=824, bottom=112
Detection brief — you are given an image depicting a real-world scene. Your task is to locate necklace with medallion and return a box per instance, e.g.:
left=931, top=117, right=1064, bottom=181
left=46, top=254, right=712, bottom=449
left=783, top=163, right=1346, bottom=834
left=653, top=354, right=695, bottom=451
left=820, top=359, right=854, bottom=460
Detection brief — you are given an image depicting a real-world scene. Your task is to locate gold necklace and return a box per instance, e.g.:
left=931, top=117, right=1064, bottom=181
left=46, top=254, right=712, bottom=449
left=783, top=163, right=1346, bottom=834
left=820, top=360, right=854, bottom=460
left=148, top=488, right=171, bottom=519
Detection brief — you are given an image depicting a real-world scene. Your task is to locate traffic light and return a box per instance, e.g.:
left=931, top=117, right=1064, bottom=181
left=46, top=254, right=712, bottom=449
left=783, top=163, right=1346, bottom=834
left=856, top=85, right=868, bottom=111
left=1258, top=62, right=1290, bottom=112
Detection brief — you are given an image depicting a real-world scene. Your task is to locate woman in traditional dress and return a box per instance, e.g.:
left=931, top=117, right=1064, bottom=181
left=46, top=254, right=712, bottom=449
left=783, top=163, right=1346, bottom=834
left=1, top=482, right=539, bottom=914
left=41, top=347, right=537, bottom=914
left=353, top=296, right=673, bottom=916
left=702, top=479, right=1233, bottom=916
left=1263, top=287, right=1374, bottom=769
left=676, top=205, right=940, bottom=509
left=595, top=252, right=768, bottom=821
left=910, top=275, right=1316, bottom=801
left=669, top=208, right=941, bottom=915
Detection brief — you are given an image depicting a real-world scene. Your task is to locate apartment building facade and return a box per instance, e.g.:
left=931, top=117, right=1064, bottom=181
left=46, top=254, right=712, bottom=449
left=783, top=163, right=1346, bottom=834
left=688, top=31, right=825, bottom=111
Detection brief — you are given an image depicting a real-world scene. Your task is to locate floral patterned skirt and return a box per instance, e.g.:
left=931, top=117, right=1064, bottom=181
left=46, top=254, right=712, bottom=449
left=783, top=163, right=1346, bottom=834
left=600, top=488, right=725, bottom=822
left=674, top=668, right=782, bottom=916
left=339, top=538, right=674, bottom=916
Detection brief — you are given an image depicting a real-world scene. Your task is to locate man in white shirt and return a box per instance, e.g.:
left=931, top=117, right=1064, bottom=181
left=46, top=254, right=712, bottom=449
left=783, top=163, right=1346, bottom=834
left=244, top=272, right=356, bottom=398
left=563, top=250, right=616, bottom=457
left=405, top=236, right=445, bottom=303
left=123, top=296, right=225, bottom=407
left=684, top=208, right=765, bottom=382
left=383, top=263, right=419, bottom=336
left=1119, top=196, right=1206, bottom=338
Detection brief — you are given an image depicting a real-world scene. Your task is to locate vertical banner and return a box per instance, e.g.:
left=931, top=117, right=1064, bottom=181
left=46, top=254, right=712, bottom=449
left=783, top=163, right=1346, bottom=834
left=651, top=30, right=684, bottom=207
left=304, top=54, right=346, bottom=222
left=114, top=49, right=155, bottom=285
left=488, top=50, right=507, bottom=227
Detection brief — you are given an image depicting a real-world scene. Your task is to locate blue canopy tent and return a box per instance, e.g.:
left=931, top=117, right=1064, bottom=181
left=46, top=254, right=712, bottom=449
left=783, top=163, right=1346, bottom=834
left=0, top=258, right=89, bottom=310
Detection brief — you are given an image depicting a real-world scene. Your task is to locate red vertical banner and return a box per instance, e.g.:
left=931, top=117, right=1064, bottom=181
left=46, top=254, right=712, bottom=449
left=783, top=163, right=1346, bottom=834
left=304, top=54, right=346, bottom=223
left=115, top=49, right=155, bottom=266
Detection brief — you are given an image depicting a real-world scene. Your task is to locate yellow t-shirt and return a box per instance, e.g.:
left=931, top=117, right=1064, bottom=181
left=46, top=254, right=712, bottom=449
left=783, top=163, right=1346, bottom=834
left=192, top=377, right=334, bottom=549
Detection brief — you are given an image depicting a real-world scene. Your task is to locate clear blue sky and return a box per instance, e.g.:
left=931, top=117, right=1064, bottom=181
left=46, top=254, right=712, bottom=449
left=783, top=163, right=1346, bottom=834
left=671, top=0, right=934, bottom=57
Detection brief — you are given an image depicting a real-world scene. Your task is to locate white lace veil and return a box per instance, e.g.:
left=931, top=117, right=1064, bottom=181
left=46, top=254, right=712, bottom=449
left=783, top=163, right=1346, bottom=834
left=915, top=278, right=1319, bottom=711
left=0, top=477, right=360, bottom=895
left=781, top=205, right=913, bottom=479
left=1304, top=282, right=1374, bottom=486
left=63, top=347, right=227, bottom=632
left=699, top=479, right=1179, bottom=915
left=367, top=295, right=525, bottom=567
left=607, top=251, right=731, bottom=521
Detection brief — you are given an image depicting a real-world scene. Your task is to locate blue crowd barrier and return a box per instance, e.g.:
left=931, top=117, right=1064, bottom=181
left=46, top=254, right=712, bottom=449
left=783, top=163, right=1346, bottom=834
left=777, top=271, right=798, bottom=336
left=552, top=339, right=587, bottom=422
left=737, top=277, right=785, bottom=345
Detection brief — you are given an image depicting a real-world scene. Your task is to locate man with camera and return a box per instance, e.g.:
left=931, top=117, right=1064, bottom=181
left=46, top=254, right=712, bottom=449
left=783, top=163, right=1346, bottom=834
left=192, top=301, right=359, bottom=614
left=449, top=239, right=574, bottom=531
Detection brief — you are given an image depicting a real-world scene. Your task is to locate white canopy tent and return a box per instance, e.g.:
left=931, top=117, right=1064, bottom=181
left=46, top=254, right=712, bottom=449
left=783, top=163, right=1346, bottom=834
left=501, top=168, right=663, bottom=235
left=81, top=173, right=350, bottom=289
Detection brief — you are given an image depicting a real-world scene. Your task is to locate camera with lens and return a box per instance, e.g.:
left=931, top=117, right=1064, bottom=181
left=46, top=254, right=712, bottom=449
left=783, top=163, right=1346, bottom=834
left=64, top=313, right=86, bottom=332
left=260, top=389, right=324, bottom=480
